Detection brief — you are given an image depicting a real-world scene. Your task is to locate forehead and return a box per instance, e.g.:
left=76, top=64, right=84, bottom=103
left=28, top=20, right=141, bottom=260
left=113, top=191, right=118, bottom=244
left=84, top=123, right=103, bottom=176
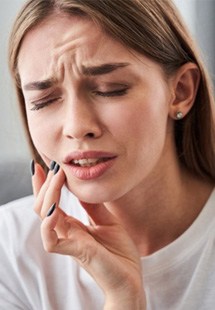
left=19, top=13, right=102, bottom=54
left=18, top=14, right=133, bottom=84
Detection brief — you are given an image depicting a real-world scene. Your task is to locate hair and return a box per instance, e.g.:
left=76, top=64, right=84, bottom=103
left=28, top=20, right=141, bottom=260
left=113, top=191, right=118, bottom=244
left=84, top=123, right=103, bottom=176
left=9, top=0, right=215, bottom=180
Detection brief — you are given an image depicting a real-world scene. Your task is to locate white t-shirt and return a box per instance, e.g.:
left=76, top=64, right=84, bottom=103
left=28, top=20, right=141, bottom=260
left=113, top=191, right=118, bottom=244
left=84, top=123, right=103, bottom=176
left=0, top=187, right=215, bottom=309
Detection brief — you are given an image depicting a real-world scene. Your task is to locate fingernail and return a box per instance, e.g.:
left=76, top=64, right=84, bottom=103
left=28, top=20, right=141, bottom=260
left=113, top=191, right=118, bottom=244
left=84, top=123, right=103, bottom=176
left=49, top=160, right=56, bottom=171
left=53, top=163, right=60, bottom=175
left=47, top=203, right=56, bottom=217
left=30, top=159, right=35, bottom=176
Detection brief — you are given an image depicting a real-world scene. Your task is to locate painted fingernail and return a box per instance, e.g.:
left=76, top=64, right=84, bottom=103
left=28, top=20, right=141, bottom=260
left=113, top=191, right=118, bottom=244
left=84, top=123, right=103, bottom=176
left=30, top=159, right=35, bottom=176
left=47, top=203, right=56, bottom=217
left=53, top=164, right=60, bottom=175
left=49, top=160, right=56, bottom=171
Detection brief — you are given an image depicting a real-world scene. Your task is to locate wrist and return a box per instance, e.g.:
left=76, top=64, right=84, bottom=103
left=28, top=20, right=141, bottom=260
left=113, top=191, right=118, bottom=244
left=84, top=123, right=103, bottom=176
left=104, top=290, right=146, bottom=310
left=104, top=299, right=146, bottom=310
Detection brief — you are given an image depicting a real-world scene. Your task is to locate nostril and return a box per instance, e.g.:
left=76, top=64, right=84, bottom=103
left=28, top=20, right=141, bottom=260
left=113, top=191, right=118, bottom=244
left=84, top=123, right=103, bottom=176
left=86, top=132, right=95, bottom=138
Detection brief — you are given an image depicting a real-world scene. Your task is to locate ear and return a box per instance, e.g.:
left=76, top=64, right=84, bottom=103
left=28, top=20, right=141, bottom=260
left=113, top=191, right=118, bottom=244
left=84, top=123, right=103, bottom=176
left=169, top=62, right=200, bottom=120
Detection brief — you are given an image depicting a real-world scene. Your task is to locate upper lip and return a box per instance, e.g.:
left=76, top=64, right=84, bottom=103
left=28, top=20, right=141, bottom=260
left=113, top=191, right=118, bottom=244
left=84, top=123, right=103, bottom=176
left=63, top=151, right=117, bottom=164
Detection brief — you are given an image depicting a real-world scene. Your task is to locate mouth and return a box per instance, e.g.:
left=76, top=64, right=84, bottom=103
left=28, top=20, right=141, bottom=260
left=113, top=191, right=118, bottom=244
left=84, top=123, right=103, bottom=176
left=63, top=151, right=117, bottom=180
left=70, top=157, right=112, bottom=167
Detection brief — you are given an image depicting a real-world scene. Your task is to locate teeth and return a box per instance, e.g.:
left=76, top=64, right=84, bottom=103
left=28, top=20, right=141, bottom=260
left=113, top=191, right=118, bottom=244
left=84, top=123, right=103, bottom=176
left=72, top=158, right=100, bottom=167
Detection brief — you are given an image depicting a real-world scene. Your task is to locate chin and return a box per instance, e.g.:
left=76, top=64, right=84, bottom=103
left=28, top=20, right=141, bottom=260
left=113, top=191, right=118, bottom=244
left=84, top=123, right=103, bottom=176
left=65, top=180, right=121, bottom=204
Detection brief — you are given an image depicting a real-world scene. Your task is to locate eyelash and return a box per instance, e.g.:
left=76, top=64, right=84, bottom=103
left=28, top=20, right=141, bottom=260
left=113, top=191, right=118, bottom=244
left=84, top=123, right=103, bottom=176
left=30, top=98, right=59, bottom=111
left=30, top=88, right=128, bottom=111
left=93, top=88, right=128, bottom=97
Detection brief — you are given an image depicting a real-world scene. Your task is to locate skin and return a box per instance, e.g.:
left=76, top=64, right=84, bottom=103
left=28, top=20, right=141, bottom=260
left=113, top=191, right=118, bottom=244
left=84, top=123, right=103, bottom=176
left=18, top=13, right=213, bottom=308
left=19, top=14, right=173, bottom=204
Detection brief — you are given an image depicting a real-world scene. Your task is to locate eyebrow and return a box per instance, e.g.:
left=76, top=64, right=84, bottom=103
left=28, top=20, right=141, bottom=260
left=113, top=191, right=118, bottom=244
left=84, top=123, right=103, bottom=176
left=23, top=63, right=130, bottom=91
left=82, top=62, right=130, bottom=76
left=23, top=78, right=57, bottom=91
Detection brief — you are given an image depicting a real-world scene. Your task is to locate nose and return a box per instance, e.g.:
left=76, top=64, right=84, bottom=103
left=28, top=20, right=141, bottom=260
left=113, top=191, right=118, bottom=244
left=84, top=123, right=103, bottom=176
left=62, top=95, right=103, bottom=140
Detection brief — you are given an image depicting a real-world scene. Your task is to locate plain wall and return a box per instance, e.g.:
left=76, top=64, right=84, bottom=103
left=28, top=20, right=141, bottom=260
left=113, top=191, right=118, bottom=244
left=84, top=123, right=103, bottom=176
left=0, top=0, right=29, bottom=162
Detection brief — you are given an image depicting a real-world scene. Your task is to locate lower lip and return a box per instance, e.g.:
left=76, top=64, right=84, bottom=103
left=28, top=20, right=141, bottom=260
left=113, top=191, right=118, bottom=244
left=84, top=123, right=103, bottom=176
left=66, top=158, right=116, bottom=180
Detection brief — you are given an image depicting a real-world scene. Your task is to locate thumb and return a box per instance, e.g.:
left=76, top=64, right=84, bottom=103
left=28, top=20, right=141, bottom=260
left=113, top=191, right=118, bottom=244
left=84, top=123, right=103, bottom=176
left=80, top=201, right=118, bottom=226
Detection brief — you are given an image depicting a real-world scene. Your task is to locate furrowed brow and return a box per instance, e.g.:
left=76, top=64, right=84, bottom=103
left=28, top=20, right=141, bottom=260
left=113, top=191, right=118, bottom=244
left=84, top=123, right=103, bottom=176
left=82, top=63, right=130, bottom=76
left=23, top=78, right=56, bottom=91
left=23, top=63, right=130, bottom=90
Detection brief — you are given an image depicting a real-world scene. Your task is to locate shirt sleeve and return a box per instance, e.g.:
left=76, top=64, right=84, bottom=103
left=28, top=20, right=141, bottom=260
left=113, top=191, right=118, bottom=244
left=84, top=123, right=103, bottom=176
left=0, top=206, right=31, bottom=309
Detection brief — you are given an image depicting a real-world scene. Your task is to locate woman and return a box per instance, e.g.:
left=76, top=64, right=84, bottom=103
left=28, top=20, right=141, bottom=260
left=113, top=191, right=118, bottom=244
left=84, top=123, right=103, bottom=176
left=1, top=0, right=215, bottom=309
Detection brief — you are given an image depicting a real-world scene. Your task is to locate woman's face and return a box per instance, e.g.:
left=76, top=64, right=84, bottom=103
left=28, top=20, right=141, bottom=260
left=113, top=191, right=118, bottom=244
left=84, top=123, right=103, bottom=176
left=18, top=14, right=175, bottom=203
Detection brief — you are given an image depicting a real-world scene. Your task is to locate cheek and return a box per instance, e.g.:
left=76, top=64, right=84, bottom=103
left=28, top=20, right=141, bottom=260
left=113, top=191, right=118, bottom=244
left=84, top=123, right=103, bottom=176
left=102, top=98, right=168, bottom=146
left=27, top=112, right=59, bottom=157
left=108, top=98, right=169, bottom=177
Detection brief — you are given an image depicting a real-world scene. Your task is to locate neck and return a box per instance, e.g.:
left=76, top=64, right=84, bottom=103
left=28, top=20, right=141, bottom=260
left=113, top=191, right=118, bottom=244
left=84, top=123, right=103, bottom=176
left=105, top=163, right=214, bottom=256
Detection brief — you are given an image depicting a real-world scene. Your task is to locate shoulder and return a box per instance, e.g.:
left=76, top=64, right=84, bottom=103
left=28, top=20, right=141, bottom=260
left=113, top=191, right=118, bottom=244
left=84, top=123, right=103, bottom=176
left=0, top=195, right=34, bottom=213
left=0, top=195, right=36, bottom=228
left=0, top=195, right=39, bottom=246
left=199, top=188, right=215, bottom=233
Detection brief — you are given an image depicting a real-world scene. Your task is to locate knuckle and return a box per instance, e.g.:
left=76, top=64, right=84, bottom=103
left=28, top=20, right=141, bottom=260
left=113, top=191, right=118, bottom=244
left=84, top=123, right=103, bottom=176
left=79, top=253, right=91, bottom=266
left=43, top=242, right=55, bottom=253
left=33, top=202, right=41, bottom=214
left=77, top=243, right=97, bottom=267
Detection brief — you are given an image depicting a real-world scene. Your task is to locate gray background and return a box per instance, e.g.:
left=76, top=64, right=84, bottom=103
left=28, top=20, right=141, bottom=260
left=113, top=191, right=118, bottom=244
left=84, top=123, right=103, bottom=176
left=0, top=0, right=214, bottom=162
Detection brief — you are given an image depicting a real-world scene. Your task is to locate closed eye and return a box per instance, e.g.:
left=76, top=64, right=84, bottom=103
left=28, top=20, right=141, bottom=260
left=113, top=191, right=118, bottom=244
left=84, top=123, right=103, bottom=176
left=30, top=97, right=61, bottom=111
left=93, top=88, right=128, bottom=97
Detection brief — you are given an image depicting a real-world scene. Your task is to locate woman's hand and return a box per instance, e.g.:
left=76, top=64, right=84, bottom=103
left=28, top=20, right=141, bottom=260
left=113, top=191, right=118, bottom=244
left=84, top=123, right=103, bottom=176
left=32, top=161, right=146, bottom=309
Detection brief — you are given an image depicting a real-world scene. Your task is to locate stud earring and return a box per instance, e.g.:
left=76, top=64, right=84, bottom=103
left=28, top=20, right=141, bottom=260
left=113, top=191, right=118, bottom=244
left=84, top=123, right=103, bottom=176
left=176, top=111, right=183, bottom=120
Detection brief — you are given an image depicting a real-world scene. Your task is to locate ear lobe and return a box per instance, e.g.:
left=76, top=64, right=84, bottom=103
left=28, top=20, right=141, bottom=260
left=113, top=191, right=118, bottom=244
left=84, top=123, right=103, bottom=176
left=169, top=62, right=200, bottom=119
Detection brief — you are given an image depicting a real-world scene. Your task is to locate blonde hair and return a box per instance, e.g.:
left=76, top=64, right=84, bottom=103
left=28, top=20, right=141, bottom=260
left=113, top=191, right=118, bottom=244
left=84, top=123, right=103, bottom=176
left=9, top=0, right=215, bottom=180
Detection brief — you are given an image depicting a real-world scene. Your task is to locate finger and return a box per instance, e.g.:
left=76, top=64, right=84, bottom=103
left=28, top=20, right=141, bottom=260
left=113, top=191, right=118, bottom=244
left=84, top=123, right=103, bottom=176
left=33, top=169, right=54, bottom=215
left=33, top=161, right=60, bottom=215
left=41, top=206, right=92, bottom=256
left=80, top=201, right=119, bottom=226
left=40, top=166, right=66, bottom=219
left=42, top=199, right=72, bottom=239
left=32, top=160, right=59, bottom=197
left=31, top=161, right=46, bottom=196
left=40, top=204, right=59, bottom=252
